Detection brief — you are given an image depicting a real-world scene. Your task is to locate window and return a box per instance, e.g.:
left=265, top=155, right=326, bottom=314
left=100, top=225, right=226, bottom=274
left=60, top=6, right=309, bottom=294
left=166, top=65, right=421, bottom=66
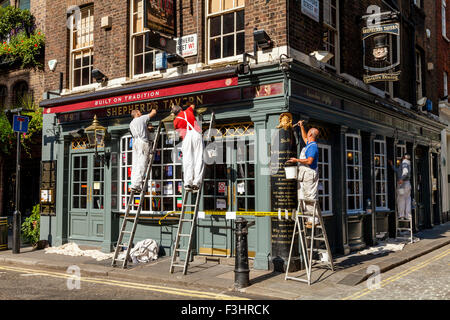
left=130, top=0, right=158, bottom=77
left=414, top=0, right=421, bottom=8
left=323, top=0, right=339, bottom=69
left=70, top=6, right=94, bottom=88
left=120, top=131, right=183, bottom=213
left=12, top=81, right=28, bottom=106
left=0, top=85, right=7, bottom=109
left=444, top=71, right=448, bottom=101
left=0, top=1, right=9, bottom=8
left=416, top=50, right=423, bottom=100
left=396, top=144, right=406, bottom=167
left=318, top=144, right=332, bottom=214
left=18, top=0, right=30, bottom=10
left=374, top=139, right=388, bottom=210
left=443, top=0, right=448, bottom=38
left=207, top=0, right=245, bottom=62
left=346, top=134, right=363, bottom=212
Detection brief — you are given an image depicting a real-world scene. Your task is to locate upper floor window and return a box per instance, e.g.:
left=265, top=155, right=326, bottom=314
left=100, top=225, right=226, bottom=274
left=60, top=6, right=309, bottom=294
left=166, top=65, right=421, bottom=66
left=374, top=139, right=388, bottom=210
left=0, top=85, right=7, bottom=109
left=70, top=5, right=94, bottom=88
left=207, top=0, right=245, bottom=63
left=415, top=49, right=423, bottom=100
left=130, top=0, right=158, bottom=77
left=443, top=0, right=448, bottom=38
left=414, top=0, right=421, bottom=8
left=323, top=0, right=339, bottom=70
left=444, top=71, right=448, bottom=102
left=346, top=134, right=363, bottom=212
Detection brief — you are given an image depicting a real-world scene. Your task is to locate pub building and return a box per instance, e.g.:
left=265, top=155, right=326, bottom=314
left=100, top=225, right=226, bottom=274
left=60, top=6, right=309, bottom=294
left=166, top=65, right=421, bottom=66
left=37, top=0, right=446, bottom=272
left=39, top=59, right=445, bottom=270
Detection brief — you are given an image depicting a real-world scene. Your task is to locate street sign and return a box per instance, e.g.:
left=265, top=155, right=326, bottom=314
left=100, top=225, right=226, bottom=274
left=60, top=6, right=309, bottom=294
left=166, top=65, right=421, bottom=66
left=13, top=115, right=30, bottom=133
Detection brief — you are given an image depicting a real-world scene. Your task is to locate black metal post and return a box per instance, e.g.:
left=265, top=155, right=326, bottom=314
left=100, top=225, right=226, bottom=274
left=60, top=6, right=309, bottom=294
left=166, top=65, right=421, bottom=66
left=13, top=130, right=21, bottom=254
left=234, top=217, right=255, bottom=289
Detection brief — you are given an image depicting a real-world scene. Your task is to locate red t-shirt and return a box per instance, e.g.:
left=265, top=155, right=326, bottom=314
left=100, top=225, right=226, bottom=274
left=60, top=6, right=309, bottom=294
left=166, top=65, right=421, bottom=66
left=173, top=107, right=201, bottom=139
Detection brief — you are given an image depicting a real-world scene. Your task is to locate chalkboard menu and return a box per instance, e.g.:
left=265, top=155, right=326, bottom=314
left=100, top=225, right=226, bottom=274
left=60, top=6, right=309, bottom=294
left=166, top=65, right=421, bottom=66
left=40, top=161, right=56, bottom=216
left=270, top=127, right=300, bottom=272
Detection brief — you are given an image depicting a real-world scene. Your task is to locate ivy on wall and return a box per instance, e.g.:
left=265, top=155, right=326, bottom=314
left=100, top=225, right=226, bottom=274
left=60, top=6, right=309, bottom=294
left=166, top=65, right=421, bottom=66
left=0, top=6, right=45, bottom=69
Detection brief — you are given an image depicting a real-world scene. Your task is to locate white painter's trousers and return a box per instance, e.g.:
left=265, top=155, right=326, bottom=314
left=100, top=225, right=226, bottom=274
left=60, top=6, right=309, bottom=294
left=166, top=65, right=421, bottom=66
left=397, top=181, right=412, bottom=219
left=131, top=138, right=150, bottom=190
left=298, top=165, right=319, bottom=223
left=182, top=129, right=204, bottom=187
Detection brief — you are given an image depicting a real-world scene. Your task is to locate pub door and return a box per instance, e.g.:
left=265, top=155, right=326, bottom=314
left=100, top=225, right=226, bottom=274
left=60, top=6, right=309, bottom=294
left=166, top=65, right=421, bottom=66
left=68, top=153, right=105, bottom=242
left=198, top=130, right=256, bottom=257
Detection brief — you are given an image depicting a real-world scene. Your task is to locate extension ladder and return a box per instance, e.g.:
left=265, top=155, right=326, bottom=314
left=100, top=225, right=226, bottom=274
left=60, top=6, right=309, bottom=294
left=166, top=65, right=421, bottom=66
left=285, top=198, right=334, bottom=285
left=111, top=121, right=162, bottom=268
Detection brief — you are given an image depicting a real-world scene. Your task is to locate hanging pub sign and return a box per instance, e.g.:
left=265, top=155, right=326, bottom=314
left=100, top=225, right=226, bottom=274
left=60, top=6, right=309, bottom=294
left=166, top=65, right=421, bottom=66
left=144, top=0, right=175, bottom=36
left=362, top=5, right=401, bottom=84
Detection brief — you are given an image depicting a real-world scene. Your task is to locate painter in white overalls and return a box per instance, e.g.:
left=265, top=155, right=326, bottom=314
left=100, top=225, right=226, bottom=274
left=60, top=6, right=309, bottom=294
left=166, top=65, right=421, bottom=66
left=129, top=109, right=157, bottom=192
left=288, top=121, right=320, bottom=225
left=172, top=104, right=204, bottom=190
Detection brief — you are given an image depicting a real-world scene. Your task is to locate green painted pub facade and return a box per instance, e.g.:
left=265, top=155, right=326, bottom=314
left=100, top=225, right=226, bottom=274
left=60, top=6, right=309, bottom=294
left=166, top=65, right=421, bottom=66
left=39, top=60, right=446, bottom=270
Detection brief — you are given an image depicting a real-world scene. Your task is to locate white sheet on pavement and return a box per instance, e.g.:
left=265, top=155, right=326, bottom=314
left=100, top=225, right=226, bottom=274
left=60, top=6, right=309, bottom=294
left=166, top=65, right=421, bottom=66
left=118, top=239, right=159, bottom=264
left=44, top=242, right=113, bottom=261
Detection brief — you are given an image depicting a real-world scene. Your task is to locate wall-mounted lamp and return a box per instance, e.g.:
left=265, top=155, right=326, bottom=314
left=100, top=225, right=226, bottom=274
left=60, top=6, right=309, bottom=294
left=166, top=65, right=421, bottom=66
left=253, top=29, right=272, bottom=50
left=310, top=50, right=334, bottom=64
left=84, top=115, right=110, bottom=166
left=92, top=69, right=108, bottom=84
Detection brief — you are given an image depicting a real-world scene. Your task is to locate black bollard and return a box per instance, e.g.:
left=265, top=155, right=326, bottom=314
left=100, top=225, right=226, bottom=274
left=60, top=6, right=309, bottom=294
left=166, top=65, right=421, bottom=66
left=234, top=217, right=255, bottom=289
left=12, top=210, right=21, bottom=254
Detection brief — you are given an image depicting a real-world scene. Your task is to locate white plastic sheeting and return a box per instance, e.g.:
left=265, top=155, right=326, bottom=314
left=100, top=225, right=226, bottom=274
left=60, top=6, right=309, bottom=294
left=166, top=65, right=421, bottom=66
left=118, top=239, right=159, bottom=264
left=44, top=242, right=113, bottom=261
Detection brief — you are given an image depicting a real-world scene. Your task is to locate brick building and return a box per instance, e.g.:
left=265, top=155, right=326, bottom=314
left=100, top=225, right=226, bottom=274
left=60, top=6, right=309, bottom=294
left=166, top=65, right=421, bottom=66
left=0, top=0, right=45, bottom=218
left=39, top=0, right=447, bottom=271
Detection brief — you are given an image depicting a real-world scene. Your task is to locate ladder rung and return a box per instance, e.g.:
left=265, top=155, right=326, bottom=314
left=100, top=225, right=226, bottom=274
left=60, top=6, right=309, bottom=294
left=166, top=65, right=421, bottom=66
left=176, top=249, right=188, bottom=252
left=179, top=234, right=191, bottom=237
left=305, top=236, right=325, bottom=241
left=114, top=258, right=125, bottom=262
left=307, top=248, right=328, bottom=253
left=183, top=204, right=196, bottom=207
left=171, top=264, right=185, bottom=268
left=181, top=219, right=194, bottom=222
left=397, top=228, right=412, bottom=230
left=121, top=231, right=132, bottom=234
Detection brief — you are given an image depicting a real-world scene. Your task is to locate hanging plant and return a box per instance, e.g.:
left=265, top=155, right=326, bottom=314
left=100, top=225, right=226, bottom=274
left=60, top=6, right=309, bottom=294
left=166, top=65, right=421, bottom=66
left=0, top=6, right=45, bottom=69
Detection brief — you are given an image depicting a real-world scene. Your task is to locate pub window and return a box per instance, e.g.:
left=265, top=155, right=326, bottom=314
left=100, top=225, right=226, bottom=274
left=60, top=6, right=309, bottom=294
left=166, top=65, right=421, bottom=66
left=119, top=131, right=183, bottom=214
left=396, top=144, right=406, bottom=167
left=0, top=85, right=7, bottom=109
left=70, top=5, right=94, bottom=88
left=345, top=134, right=363, bottom=212
left=444, top=71, right=448, bottom=102
left=13, top=80, right=29, bottom=106
left=18, top=0, right=30, bottom=10
left=374, top=139, right=388, bottom=210
left=130, top=0, right=158, bottom=77
left=0, top=1, right=9, bottom=8
left=318, top=144, right=332, bottom=215
left=207, top=0, right=245, bottom=63
left=322, top=0, right=339, bottom=70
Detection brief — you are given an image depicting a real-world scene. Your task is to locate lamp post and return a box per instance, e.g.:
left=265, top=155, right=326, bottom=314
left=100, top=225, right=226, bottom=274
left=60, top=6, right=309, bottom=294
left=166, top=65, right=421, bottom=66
left=84, top=115, right=108, bottom=164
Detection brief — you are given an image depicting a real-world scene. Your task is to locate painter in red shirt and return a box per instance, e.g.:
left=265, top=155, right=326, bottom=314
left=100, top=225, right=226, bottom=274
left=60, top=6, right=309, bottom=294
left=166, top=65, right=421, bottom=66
left=171, top=104, right=204, bottom=191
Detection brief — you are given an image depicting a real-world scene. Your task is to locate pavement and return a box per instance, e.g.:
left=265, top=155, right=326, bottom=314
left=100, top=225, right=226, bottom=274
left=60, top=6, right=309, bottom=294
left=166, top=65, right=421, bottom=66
left=1, top=222, right=449, bottom=300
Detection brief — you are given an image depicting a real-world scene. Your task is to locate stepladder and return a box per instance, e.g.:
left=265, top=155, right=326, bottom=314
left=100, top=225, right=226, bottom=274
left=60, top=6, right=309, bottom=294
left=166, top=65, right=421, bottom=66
left=395, top=209, right=414, bottom=244
left=111, top=122, right=162, bottom=268
left=285, top=198, right=334, bottom=285
left=169, top=185, right=202, bottom=275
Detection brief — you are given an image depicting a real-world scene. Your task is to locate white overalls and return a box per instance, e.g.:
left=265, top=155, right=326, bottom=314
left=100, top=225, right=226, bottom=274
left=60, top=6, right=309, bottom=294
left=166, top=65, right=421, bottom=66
left=297, top=142, right=319, bottom=220
left=176, top=112, right=204, bottom=187
left=130, top=136, right=150, bottom=191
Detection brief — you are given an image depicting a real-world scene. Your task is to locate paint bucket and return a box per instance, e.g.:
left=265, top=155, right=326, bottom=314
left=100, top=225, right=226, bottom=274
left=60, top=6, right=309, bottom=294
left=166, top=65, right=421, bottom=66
left=284, top=165, right=298, bottom=180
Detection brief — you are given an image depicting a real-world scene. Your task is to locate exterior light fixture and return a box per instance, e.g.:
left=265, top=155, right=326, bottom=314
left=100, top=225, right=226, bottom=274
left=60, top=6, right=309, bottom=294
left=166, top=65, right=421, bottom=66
left=91, top=69, right=108, bottom=83
left=347, top=152, right=354, bottom=161
left=84, top=115, right=110, bottom=166
left=310, top=51, right=334, bottom=63
left=253, top=29, right=272, bottom=49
